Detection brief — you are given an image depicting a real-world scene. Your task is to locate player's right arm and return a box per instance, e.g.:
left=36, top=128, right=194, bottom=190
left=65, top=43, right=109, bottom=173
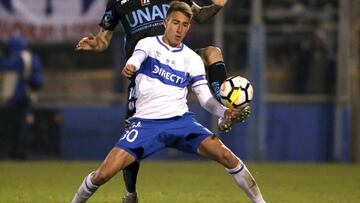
left=121, top=49, right=146, bottom=78
left=121, top=38, right=150, bottom=78
left=75, top=28, right=113, bottom=52
left=75, top=0, right=119, bottom=52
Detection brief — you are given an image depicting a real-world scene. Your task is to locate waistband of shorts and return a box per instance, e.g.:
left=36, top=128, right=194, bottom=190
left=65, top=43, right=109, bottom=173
left=131, top=112, right=195, bottom=122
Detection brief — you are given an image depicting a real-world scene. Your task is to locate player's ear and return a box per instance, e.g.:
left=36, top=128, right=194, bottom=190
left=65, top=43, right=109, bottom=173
left=163, top=19, right=168, bottom=28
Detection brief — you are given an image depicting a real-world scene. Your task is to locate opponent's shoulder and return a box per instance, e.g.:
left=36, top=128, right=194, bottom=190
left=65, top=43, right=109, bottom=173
left=105, top=0, right=119, bottom=8
left=173, top=0, right=193, bottom=6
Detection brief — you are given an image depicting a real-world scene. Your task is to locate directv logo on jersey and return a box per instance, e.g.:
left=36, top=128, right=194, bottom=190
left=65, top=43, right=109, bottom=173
left=152, top=65, right=186, bottom=84
left=140, top=0, right=151, bottom=6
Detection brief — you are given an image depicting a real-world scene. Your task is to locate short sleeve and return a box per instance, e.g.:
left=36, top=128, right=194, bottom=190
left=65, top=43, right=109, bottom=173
left=99, top=0, right=120, bottom=31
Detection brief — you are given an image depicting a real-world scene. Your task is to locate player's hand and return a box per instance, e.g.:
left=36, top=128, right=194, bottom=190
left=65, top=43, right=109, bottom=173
left=224, top=105, right=251, bottom=123
left=219, top=106, right=251, bottom=133
left=75, top=34, right=98, bottom=51
left=223, top=108, right=240, bottom=123
left=122, top=64, right=136, bottom=78
left=211, top=0, right=228, bottom=7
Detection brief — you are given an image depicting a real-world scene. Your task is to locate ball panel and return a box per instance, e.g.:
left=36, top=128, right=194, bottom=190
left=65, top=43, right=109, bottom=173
left=219, top=76, right=253, bottom=108
left=229, top=89, right=240, bottom=104
left=219, top=80, right=232, bottom=97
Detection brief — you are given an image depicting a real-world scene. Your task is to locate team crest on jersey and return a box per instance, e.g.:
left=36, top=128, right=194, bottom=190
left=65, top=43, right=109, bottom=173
left=183, top=57, right=190, bottom=70
left=140, top=0, right=151, bottom=6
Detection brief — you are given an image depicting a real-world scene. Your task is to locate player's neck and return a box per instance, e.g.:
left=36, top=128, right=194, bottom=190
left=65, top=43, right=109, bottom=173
left=162, top=36, right=181, bottom=48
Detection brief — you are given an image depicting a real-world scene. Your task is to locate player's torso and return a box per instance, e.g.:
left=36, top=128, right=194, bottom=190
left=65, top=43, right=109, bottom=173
left=118, top=0, right=171, bottom=33
left=134, top=36, right=196, bottom=119
left=114, top=0, right=172, bottom=57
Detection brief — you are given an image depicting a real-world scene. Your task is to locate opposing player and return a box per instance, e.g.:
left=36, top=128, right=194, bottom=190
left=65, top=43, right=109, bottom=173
left=75, top=0, right=250, bottom=202
left=70, top=2, right=265, bottom=203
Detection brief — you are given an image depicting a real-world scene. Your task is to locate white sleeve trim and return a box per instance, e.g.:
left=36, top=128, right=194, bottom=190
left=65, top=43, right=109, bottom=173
left=192, top=84, right=227, bottom=118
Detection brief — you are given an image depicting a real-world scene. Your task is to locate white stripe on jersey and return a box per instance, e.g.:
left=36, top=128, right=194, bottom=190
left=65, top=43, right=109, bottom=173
left=127, top=35, right=207, bottom=119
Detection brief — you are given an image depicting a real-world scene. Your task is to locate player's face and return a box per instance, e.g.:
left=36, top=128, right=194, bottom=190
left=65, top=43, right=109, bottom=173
left=163, top=11, right=191, bottom=47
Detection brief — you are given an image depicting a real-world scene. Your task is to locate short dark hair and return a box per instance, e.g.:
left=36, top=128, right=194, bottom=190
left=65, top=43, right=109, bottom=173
left=167, top=1, right=193, bottom=20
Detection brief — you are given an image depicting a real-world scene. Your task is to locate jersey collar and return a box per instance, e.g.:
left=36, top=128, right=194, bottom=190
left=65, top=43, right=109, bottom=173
left=156, top=35, right=184, bottom=53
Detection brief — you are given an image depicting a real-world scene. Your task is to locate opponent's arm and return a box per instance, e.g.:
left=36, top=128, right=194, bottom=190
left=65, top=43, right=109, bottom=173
left=75, top=28, right=113, bottom=52
left=191, top=0, right=227, bottom=23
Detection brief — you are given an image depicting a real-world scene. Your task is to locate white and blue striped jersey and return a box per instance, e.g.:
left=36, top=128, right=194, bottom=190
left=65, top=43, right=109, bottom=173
left=126, top=35, right=208, bottom=119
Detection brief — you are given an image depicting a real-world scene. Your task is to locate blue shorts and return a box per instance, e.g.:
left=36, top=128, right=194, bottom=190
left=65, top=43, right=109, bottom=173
left=115, top=112, right=213, bottom=160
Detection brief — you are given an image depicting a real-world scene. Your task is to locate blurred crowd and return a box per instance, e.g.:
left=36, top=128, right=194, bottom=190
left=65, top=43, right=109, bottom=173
left=0, top=0, right=339, bottom=102
left=0, top=35, right=43, bottom=159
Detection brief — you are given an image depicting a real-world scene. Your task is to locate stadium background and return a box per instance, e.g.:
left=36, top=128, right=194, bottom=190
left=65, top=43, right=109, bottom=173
left=0, top=1, right=360, bottom=202
left=0, top=0, right=359, bottom=160
left=0, top=0, right=359, bottom=162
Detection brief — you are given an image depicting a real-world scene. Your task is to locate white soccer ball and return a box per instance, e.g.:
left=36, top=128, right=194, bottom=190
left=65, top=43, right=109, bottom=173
left=220, top=76, right=253, bottom=108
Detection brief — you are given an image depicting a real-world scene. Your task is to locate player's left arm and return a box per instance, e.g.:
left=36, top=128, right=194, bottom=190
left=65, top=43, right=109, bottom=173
left=190, top=53, right=243, bottom=121
left=193, top=84, right=227, bottom=117
left=193, top=84, right=244, bottom=122
left=191, top=0, right=227, bottom=23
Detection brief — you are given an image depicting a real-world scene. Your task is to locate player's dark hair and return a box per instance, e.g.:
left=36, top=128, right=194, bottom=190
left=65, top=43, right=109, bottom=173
left=167, top=1, right=193, bottom=20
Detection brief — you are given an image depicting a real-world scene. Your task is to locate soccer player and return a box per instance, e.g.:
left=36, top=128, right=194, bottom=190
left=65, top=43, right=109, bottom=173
left=70, top=2, right=266, bottom=203
left=75, top=0, right=250, bottom=202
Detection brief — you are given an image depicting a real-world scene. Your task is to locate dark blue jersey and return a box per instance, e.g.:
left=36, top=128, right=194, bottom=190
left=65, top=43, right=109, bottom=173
left=99, top=0, right=193, bottom=59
